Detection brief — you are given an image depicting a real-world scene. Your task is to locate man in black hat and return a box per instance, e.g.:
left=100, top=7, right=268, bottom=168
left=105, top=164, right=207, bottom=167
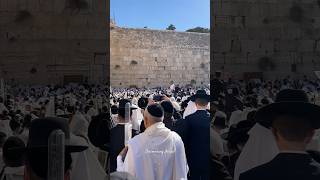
left=23, top=117, right=88, bottom=180
left=211, top=71, right=224, bottom=101
left=182, top=89, right=210, bottom=180
left=239, top=89, right=320, bottom=180
left=110, top=99, right=137, bottom=172
left=160, top=100, right=176, bottom=131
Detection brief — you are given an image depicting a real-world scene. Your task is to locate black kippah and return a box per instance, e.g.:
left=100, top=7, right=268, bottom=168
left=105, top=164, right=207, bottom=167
left=160, top=101, right=174, bottom=114
left=147, top=104, right=164, bottom=118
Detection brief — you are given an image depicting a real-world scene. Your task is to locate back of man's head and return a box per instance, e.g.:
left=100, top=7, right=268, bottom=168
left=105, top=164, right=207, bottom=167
left=144, top=104, right=164, bottom=128
left=195, top=98, right=209, bottom=107
left=160, top=101, right=174, bottom=118
left=118, top=99, right=133, bottom=119
left=272, top=115, right=314, bottom=143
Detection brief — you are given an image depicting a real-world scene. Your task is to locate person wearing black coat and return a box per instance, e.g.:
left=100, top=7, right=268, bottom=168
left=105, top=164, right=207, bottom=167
left=181, top=90, right=211, bottom=180
left=109, top=99, right=137, bottom=173
left=240, top=89, right=320, bottom=180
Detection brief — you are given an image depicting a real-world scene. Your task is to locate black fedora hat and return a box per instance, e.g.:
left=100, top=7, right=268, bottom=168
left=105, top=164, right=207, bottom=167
left=256, top=89, right=320, bottom=129
left=10, top=117, right=88, bottom=153
left=118, top=99, right=138, bottom=110
left=191, top=89, right=210, bottom=102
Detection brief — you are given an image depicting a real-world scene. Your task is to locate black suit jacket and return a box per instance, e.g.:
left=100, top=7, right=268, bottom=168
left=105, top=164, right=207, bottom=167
left=239, top=153, right=320, bottom=180
left=109, top=124, right=125, bottom=173
left=182, top=110, right=211, bottom=179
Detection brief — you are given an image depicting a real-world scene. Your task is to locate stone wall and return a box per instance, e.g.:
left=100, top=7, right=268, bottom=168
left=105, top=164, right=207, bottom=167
left=212, top=0, right=320, bottom=80
left=0, top=0, right=107, bottom=85
left=110, top=27, right=210, bottom=87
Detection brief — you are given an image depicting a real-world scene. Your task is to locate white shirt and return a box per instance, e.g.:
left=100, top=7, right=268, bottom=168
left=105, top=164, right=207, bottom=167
left=117, top=122, right=188, bottom=180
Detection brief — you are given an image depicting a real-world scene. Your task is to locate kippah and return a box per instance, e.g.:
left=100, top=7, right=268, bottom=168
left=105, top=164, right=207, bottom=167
left=160, top=101, right=174, bottom=114
left=138, top=97, right=148, bottom=109
left=147, top=104, right=164, bottom=118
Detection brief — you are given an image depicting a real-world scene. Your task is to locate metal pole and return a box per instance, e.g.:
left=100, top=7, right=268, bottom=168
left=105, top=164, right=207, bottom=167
left=48, top=130, right=65, bottom=180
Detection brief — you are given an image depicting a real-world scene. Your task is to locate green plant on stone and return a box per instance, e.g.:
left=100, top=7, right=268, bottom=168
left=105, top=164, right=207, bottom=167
left=130, top=60, right=138, bottom=65
left=15, top=10, right=32, bottom=23
left=289, top=5, right=304, bottom=23
left=258, top=56, right=275, bottom=71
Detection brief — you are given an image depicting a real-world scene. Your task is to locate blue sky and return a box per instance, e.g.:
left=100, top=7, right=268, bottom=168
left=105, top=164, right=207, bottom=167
left=110, top=0, right=210, bottom=31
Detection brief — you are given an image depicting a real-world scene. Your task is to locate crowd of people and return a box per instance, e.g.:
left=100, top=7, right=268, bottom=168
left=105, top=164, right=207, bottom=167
left=0, top=82, right=212, bottom=180
left=210, top=72, right=320, bottom=180
left=0, top=73, right=320, bottom=179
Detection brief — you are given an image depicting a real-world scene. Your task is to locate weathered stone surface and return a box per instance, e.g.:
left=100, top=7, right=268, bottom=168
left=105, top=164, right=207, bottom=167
left=110, top=27, right=210, bottom=87
left=0, top=0, right=107, bottom=85
left=212, top=0, right=320, bottom=79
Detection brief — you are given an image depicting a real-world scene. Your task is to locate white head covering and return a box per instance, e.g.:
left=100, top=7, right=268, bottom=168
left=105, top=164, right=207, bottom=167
left=234, top=123, right=279, bottom=180
left=131, top=108, right=143, bottom=131
left=71, top=148, right=107, bottom=180
left=229, top=110, right=244, bottom=127
left=183, top=101, right=197, bottom=118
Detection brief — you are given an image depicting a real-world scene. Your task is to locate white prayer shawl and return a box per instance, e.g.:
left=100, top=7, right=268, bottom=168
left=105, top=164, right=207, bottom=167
left=0, top=120, right=11, bottom=136
left=171, top=101, right=181, bottom=112
left=234, top=123, right=279, bottom=180
left=2, top=166, right=24, bottom=180
left=45, top=97, right=55, bottom=117
left=87, top=107, right=98, bottom=118
left=70, top=112, right=89, bottom=139
left=131, top=108, right=143, bottom=131
left=210, top=128, right=225, bottom=156
left=0, top=151, right=3, bottom=171
left=71, top=148, right=107, bottom=180
left=229, top=110, right=244, bottom=126
left=117, top=122, right=188, bottom=180
left=307, top=129, right=320, bottom=151
left=170, top=84, right=175, bottom=92
left=183, top=101, right=197, bottom=119
left=0, top=103, right=7, bottom=113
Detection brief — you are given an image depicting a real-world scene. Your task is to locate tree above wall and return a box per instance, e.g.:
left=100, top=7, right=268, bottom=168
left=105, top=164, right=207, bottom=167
left=186, top=27, right=210, bottom=33
left=166, top=24, right=176, bottom=31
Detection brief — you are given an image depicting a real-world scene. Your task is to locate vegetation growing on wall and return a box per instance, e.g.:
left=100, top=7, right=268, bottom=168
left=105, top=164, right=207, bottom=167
left=30, top=67, right=37, bottom=74
left=15, top=10, right=32, bottom=23
left=69, top=0, right=88, bottom=9
left=289, top=5, right=304, bottom=23
left=115, top=65, right=121, bottom=69
left=186, top=27, right=210, bottom=33
left=258, top=56, right=275, bottom=71
left=130, top=60, right=138, bottom=65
